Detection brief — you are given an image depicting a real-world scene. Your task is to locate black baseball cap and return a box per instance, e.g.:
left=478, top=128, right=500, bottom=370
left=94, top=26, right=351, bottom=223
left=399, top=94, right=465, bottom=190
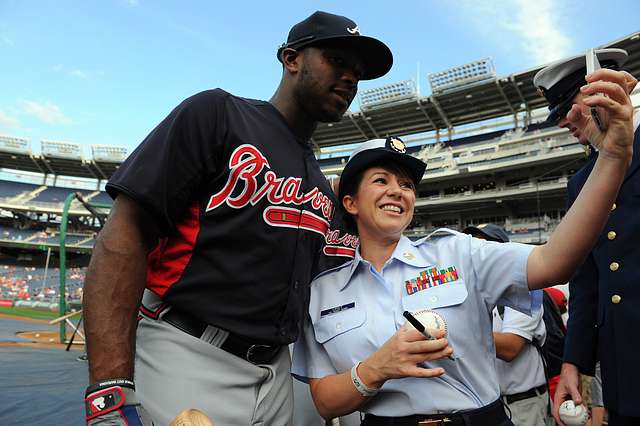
left=462, top=223, right=510, bottom=243
left=277, top=11, right=393, bottom=80
left=533, top=48, right=628, bottom=124
left=338, top=137, right=426, bottom=198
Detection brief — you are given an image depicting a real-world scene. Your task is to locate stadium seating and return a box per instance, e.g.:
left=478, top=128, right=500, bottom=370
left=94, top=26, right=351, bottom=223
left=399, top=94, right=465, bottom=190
left=29, top=186, right=94, bottom=204
left=0, top=180, right=39, bottom=199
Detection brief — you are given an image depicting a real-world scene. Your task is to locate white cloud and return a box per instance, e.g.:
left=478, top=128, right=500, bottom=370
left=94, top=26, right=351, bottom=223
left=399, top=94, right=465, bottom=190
left=457, top=0, right=573, bottom=66
left=125, top=0, right=139, bottom=6
left=0, top=110, right=19, bottom=128
left=0, top=35, right=13, bottom=46
left=51, top=64, right=102, bottom=80
left=509, top=0, right=572, bottom=64
left=70, top=69, right=89, bottom=80
left=19, top=100, right=72, bottom=125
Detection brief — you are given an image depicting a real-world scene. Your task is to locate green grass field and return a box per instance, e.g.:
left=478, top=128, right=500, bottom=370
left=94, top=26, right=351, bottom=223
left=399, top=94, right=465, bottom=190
left=0, top=306, right=61, bottom=320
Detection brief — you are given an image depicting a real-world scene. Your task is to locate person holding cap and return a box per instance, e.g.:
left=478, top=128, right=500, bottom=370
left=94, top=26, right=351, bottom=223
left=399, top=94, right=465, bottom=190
left=82, top=11, right=391, bottom=426
left=534, top=49, right=640, bottom=425
left=292, top=96, right=633, bottom=425
left=463, top=225, right=552, bottom=426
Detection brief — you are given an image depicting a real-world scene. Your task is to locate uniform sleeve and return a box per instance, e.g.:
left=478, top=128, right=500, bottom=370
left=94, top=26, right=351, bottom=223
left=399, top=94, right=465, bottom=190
left=500, top=300, right=546, bottom=345
left=563, top=176, right=598, bottom=376
left=466, top=234, right=536, bottom=314
left=291, top=315, right=339, bottom=383
left=106, top=90, right=228, bottom=236
left=563, top=252, right=598, bottom=375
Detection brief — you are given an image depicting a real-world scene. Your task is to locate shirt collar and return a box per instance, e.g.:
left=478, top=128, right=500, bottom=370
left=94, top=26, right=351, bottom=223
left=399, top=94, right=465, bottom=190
left=339, top=235, right=432, bottom=291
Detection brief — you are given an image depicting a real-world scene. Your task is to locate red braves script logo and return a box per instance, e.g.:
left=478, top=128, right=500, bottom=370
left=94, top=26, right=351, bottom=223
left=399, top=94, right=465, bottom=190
left=206, top=144, right=334, bottom=235
left=324, top=229, right=359, bottom=257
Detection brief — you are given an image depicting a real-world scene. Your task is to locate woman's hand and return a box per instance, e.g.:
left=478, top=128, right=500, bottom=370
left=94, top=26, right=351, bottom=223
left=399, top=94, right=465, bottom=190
left=357, top=326, right=453, bottom=389
left=571, top=68, right=634, bottom=164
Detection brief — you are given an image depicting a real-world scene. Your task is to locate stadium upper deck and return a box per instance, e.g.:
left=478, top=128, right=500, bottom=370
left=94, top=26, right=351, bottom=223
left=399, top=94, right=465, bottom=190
left=0, top=32, right=638, bottom=248
left=1, top=32, right=637, bottom=183
left=311, top=32, right=640, bottom=148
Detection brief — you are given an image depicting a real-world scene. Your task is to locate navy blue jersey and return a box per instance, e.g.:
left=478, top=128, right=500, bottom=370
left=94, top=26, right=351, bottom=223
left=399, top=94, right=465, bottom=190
left=107, top=89, right=356, bottom=345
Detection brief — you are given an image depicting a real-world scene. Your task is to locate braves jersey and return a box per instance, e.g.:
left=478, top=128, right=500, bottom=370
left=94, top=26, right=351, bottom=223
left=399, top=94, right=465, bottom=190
left=107, top=89, right=356, bottom=345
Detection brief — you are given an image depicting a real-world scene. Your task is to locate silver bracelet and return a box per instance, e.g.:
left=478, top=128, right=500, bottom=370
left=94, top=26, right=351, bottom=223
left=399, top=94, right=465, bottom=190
left=350, top=362, right=379, bottom=397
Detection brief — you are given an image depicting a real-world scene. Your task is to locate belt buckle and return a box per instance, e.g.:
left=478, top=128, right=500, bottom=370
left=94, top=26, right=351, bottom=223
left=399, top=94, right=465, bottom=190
left=246, top=344, right=273, bottom=364
left=419, top=419, right=452, bottom=426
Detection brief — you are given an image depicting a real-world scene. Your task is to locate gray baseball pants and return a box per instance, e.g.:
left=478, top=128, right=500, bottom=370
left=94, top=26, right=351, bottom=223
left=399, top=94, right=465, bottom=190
left=134, top=315, right=293, bottom=426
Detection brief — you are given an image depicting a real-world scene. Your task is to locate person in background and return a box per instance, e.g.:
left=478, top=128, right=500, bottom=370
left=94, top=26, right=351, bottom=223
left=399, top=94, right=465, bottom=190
left=586, top=362, right=607, bottom=426
left=541, top=286, right=568, bottom=403
left=534, top=48, right=640, bottom=426
left=464, top=224, right=553, bottom=426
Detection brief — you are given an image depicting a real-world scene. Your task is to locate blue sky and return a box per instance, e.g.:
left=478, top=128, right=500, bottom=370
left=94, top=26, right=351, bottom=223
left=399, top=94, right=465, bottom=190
left=1, top=0, right=638, bottom=157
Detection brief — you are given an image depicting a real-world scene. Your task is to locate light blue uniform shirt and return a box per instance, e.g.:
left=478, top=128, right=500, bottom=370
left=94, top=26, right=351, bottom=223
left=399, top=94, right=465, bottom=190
left=292, top=229, right=538, bottom=416
left=492, top=300, right=547, bottom=395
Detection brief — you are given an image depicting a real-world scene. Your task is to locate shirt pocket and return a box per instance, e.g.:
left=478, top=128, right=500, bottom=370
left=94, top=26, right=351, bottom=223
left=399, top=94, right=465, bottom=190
left=311, top=307, right=367, bottom=372
left=312, top=307, right=366, bottom=343
left=401, top=280, right=469, bottom=358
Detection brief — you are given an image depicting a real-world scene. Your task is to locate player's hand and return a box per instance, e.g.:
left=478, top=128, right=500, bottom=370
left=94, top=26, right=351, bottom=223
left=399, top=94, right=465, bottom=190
left=85, top=379, right=154, bottom=425
left=553, top=363, right=583, bottom=426
left=569, top=68, right=634, bottom=163
left=358, top=327, right=452, bottom=388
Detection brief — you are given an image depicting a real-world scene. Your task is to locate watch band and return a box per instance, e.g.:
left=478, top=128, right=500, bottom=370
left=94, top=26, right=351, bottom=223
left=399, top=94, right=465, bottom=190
left=350, top=362, right=379, bottom=397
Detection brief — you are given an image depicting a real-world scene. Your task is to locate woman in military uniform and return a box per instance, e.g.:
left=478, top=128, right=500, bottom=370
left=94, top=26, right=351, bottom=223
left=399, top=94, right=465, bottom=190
left=292, top=76, right=634, bottom=426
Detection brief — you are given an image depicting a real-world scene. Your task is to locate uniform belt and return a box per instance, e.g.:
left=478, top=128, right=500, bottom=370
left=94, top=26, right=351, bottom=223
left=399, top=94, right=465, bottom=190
left=362, top=399, right=507, bottom=426
left=504, top=383, right=547, bottom=405
left=161, top=308, right=281, bottom=365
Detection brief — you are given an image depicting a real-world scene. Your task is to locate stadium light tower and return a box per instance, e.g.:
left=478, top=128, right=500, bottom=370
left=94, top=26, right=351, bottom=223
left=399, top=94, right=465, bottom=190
left=428, top=58, right=496, bottom=94
left=91, top=145, right=128, bottom=162
left=359, top=80, right=418, bottom=110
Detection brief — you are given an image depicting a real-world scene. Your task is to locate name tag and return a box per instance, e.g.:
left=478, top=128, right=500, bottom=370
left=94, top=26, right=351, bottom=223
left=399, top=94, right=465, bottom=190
left=321, top=302, right=355, bottom=317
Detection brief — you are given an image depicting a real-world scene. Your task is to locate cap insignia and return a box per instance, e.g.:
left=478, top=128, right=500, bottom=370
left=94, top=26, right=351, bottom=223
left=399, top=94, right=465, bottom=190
left=388, top=137, right=406, bottom=153
left=347, top=25, right=360, bottom=35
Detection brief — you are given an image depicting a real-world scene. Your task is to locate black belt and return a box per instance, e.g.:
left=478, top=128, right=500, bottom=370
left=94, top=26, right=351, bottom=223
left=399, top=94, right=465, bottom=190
left=161, top=308, right=282, bottom=365
left=362, top=399, right=508, bottom=426
left=504, top=383, right=547, bottom=405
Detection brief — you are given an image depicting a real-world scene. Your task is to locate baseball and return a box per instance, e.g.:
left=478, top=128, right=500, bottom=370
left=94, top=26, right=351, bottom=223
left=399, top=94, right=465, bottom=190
left=558, top=400, right=588, bottom=426
left=408, top=309, right=447, bottom=337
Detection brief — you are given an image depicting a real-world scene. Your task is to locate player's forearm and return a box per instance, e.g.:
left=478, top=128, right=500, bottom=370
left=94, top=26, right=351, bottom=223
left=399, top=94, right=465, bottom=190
left=309, top=373, right=371, bottom=419
left=83, top=196, right=158, bottom=384
left=528, top=155, right=628, bottom=289
left=83, top=231, right=149, bottom=384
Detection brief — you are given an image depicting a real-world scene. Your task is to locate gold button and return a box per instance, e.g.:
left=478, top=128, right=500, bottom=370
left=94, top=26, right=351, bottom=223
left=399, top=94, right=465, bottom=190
left=607, top=231, right=617, bottom=240
left=611, top=203, right=617, bottom=211
left=612, top=294, right=622, bottom=304
left=610, top=262, right=620, bottom=271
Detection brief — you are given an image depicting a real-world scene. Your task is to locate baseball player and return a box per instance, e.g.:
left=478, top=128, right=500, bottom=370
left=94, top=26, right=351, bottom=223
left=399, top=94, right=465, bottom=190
left=82, top=11, right=392, bottom=426
left=464, top=224, right=553, bottom=426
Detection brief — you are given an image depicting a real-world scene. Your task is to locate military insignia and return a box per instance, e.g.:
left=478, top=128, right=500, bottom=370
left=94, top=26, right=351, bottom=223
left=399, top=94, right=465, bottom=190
left=405, top=266, right=459, bottom=295
left=387, top=136, right=406, bottom=154
left=402, top=252, right=415, bottom=260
